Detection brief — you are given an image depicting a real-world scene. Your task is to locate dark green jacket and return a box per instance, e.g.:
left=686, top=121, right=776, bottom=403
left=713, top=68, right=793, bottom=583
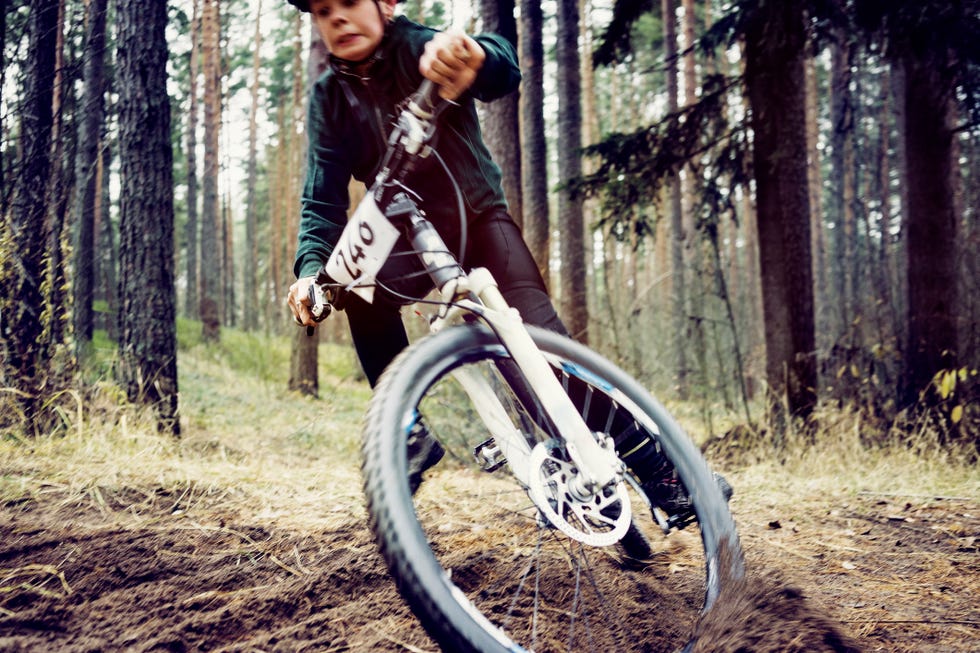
left=293, top=16, right=521, bottom=279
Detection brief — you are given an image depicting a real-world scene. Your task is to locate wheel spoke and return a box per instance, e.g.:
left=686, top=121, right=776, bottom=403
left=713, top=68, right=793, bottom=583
left=410, top=356, right=705, bottom=650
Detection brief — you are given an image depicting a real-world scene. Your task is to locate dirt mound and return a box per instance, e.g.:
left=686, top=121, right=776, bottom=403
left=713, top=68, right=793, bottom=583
left=0, top=502, right=431, bottom=652
left=690, top=546, right=862, bottom=653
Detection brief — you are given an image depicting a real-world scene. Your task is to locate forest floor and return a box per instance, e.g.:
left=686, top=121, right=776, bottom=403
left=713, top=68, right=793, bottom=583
left=1, top=479, right=978, bottom=652
left=1, top=337, right=978, bottom=652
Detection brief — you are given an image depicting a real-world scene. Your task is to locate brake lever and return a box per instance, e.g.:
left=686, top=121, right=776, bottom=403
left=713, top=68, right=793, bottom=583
left=309, top=282, right=331, bottom=322
left=409, top=79, right=448, bottom=120
left=383, top=80, right=449, bottom=177
left=299, top=281, right=332, bottom=337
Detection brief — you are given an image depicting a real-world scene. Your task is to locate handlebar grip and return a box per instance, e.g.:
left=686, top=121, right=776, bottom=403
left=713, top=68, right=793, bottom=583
left=410, top=79, right=446, bottom=120
left=303, top=281, right=332, bottom=338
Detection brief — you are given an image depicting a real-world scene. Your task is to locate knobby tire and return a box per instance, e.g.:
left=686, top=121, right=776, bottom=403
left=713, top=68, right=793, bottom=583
left=362, top=323, right=741, bottom=653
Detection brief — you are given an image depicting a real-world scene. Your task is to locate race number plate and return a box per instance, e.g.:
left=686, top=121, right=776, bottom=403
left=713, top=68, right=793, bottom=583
left=325, top=194, right=400, bottom=304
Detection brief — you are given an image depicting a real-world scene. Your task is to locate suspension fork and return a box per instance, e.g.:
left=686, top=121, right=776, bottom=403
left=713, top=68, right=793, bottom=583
left=396, top=200, right=624, bottom=493
left=464, top=269, right=624, bottom=492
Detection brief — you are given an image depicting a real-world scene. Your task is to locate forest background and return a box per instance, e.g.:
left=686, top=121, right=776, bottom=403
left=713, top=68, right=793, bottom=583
left=1, top=0, right=978, bottom=452
left=2, top=3, right=979, bottom=649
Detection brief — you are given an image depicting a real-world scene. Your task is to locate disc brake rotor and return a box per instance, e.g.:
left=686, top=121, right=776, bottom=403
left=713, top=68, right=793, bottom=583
left=527, top=440, right=631, bottom=546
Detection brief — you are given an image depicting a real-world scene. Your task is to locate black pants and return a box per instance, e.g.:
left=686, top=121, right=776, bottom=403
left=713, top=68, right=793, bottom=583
left=345, top=209, right=566, bottom=387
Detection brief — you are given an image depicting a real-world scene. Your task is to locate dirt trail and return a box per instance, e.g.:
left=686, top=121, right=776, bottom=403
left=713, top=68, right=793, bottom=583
left=1, top=490, right=977, bottom=652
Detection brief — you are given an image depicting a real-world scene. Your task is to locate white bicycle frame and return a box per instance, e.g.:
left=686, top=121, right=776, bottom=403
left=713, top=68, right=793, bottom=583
left=427, top=267, right=625, bottom=496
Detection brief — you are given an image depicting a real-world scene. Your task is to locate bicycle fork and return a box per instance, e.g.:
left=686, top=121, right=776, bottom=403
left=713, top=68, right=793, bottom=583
left=462, top=269, right=625, bottom=493
left=399, top=207, right=626, bottom=502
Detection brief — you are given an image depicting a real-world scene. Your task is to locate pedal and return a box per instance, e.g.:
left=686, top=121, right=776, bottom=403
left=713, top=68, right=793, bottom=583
left=473, top=438, right=506, bottom=472
left=652, top=506, right=696, bottom=534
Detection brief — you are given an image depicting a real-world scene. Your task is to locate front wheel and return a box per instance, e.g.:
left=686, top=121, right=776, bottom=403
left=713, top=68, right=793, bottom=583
left=362, top=323, right=742, bottom=653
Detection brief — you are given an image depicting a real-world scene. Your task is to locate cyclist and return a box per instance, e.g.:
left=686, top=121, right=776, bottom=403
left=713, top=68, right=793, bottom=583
left=284, top=0, right=563, bottom=490
left=282, top=0, right=731, bottom=516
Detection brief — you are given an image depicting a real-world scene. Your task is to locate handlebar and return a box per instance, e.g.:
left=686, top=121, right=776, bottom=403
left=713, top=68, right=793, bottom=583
left=299, top=80, right=453, bottom=336
left=408, top=79, right=448, bottom=121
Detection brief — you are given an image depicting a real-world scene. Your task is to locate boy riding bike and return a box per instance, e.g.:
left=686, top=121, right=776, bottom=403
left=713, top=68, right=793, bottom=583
left=286, top=0, right=564, bottom=389
left=282, top=0, right=729, bottom=515
left=285, top=0, right=564, bottom=490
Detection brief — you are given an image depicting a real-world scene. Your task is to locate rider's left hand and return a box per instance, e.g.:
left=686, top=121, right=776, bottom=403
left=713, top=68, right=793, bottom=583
left=419, top=29, right=486, bottom=100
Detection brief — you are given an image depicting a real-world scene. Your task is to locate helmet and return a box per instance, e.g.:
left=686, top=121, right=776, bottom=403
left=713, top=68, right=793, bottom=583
left=287, top=0, right=403, bottom=11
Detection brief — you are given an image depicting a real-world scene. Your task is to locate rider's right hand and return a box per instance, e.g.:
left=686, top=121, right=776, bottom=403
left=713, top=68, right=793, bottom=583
left=287, top=275, right=318, bottom=327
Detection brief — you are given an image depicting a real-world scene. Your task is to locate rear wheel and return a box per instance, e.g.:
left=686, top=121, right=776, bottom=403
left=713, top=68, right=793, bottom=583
left=362, top=323, right=742, bottom=653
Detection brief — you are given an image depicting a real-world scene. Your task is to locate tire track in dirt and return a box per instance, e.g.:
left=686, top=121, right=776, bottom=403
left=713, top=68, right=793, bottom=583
left=0, top=505, right=431, bottom=652
left=1, top=493, right=977, bottom=652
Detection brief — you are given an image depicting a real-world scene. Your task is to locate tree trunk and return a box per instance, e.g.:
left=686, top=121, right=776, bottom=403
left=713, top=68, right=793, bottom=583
left=901, top=52, right=958, bottom=407
left=890, top=62, right=909, bottom=359
left=289, top=13, right=320, bottom=397
left=736, top=45, right=764, bottom=401
left=556, top=0, right=587, bottom=342
left=0, top=2, right=6, bottom=204
left=185, top=0, right=201, bottom=319
left=0, top=0, right=59, bottom=429
left=479, top=0, right=523, bottom=228
left=72, top=0, right=109, bottom=352
left=805, top=56, right=829, bottom=353
left=580, top=0, right=599, bottom=339
left=743, top=0, right=817, bottom=422
left=222, top=193, right=235, bottom=326
left=45, top=0, right=72, bottom=355
left=97, top=139, right=118, bottom=340
left=116, top=0, right=180, bottom=435
left=518, top=0, right=549, bottom=286
left=830, top=35, right=857, bottom=342
left=270, top=107, right=287, bottom=322
left=662, top=0, right=688, bottom=397
left=243, top=0, right=263, bottom=331
left=959, top=131, right=979, bottom=370
left=200, top=0, right=221, bottom=341
left=869, top=65, right=899, bottom=374
left=874, top=69, right=894, bottom=318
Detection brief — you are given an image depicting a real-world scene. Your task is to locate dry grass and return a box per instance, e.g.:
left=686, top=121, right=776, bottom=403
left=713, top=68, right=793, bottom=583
left=0, top=333, right=372, bottom=532
left=715, top=404, right=979, bottom=507
left=2, top=328, right=977, bottom=531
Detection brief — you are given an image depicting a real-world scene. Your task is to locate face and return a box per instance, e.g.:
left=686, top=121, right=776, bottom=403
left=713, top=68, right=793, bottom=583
left=309, top=0, right=396, bottom=63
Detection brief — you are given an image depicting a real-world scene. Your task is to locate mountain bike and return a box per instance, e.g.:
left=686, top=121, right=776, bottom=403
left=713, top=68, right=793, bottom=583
left=304, top=82, right=743, bottom=652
